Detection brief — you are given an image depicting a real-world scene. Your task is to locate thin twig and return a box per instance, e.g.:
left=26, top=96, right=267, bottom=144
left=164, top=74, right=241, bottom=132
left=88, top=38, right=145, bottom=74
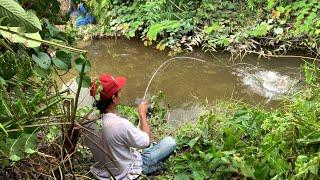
left=0, top=26, right=87, bottom=54
left=7, top=122, right=71, bottom=132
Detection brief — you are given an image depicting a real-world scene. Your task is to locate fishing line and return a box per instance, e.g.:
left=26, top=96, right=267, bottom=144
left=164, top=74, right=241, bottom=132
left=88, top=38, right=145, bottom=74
left=143, top=57, right=206, bottom=100
left=136, top=56, right=207, bottom=128
left=142, top=56, right=262, bottom=100
left=136, top=55, right=278, bottom=128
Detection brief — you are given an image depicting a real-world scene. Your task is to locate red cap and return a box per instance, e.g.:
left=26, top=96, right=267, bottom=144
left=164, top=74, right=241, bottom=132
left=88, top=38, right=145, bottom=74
left=90, top=74, right=127, bottom=101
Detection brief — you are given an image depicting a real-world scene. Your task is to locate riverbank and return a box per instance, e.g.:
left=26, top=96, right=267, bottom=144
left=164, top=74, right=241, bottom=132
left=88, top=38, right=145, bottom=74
left=1, top=1, right=320, bottom=179
left=115, top=63, right=320, bottom=179
left=73, top=0, right=320, bottom=57
left=69, top=65, right=319, bottom=179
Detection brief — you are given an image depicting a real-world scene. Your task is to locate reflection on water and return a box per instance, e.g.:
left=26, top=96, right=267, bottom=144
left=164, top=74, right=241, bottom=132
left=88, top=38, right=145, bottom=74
left=74, top=38, right=305, bottom=110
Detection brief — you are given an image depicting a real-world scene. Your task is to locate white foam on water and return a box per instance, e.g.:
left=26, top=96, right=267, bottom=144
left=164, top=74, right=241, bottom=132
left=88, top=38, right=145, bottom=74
left=234, top=68, right=299, bottom=102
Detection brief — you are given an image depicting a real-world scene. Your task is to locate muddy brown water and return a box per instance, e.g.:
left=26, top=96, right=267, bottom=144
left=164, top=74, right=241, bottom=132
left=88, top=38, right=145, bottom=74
left=61, top=38, right=308, bottom=123
left=76, top=38, right=306, bottom=108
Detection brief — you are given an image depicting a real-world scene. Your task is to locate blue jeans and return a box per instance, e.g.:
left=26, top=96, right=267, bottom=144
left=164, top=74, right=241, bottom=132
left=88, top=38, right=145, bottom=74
left=141, top=136, right=176, bottom=175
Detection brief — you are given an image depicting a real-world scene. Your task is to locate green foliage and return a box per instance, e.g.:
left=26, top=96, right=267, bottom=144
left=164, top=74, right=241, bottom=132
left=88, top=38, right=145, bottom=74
left=0, top=50, right=55, bottom=163
left=84, top=0, right=320, bottom=54
left=87, top=0, right=110, bottom=24
left=19, top=0, right=62, bottom=23
left=0, top=133, right=37, bottom=162
left=249, top=22, right=272, bottom=37
left=52, top=50, right=73, bottom=70
left=32, top=52, right=52, bottom=69
left=0, top=1, right=92, bottom=173
left=117, top=105, right=139, bottom=125
left=156, top=64, right=320, bottom=179
left=0, top=26, right=42, bottom=47
left=147, top=21, right=181, bottom=41
left=0, top=0, right=42, bottom=32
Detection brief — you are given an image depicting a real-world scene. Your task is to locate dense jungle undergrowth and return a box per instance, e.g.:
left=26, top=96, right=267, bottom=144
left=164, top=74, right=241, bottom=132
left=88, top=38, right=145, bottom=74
left=79, top=0, right=320, bottom=57
left=0, top=0, right=319, bottom=179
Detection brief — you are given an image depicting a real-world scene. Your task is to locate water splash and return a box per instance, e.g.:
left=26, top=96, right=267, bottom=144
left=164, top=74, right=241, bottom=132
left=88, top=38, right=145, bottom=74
left=234, top=68, right=300, bottom=102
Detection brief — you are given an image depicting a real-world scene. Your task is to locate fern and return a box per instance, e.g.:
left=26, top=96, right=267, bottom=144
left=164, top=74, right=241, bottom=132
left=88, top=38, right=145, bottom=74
left=0, top=0, right=41, bottom=32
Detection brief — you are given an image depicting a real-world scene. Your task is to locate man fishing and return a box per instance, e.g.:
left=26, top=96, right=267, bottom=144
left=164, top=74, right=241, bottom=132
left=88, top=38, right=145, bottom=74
left=86, top=74, right=176, bottom=179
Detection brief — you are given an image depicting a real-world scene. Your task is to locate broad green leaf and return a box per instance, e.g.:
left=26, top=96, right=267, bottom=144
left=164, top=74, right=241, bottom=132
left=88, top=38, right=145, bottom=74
left=24, top=32, right=42, bottom=47
left=0, top=0, right=41, bottom=32
left=191, top=170, right=207, bottom=180
left=267, top=0, right=275, bottom=9
left=188, top=136, right=200, bottom=148
left=52, top=50, right=72, bottom=70
left=44, top=19, right=60, bottom=37
left=101, top=0, right=110, bottom=9
left=24, top=147, right=36, bottom=154
left=76, top=75, right=91, bottom=88
left=52, top=57, right=68, bottom=70
left=204, top=22, right=220, bottom=34
left=24, top=134, right=37, bottom=154
left=9, top=154, right=21, bottom=161
left=204, top=153, right=213, bottom=162
left=75, top=57, right=91, bottom=73
left=32, top=52, right=51, bottom=70
left=25, top=11, right=42, bottom=31
left=254, top=164, right=269, bottom=179
left=6, top=133, right=37, bottom=162
left=234, top=109, right=248, bottom=117
left=0, top=26, right=42, bottom=47
left=147, top=20, right=181, bottom=41
left=9, top=137, right=23, bottom=162
left=277, top=6, right=285, bottom=13
left=249, top=22, right=271, bottom=37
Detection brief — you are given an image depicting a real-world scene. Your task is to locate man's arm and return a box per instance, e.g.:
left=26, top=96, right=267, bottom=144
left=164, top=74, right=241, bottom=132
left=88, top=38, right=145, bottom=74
left=138, top=101, right=152, bottom=143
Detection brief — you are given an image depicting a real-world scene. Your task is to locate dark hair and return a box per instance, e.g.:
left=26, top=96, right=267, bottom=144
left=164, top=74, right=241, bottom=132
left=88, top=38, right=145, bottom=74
left=94, top=92, right=118, bottom=114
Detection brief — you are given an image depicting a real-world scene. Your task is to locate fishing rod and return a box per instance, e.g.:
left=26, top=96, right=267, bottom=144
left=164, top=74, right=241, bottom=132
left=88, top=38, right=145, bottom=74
left=136, top=56, right=206, bottom=127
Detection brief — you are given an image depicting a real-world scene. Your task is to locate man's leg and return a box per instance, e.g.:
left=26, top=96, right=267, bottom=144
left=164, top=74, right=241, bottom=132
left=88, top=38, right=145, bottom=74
left=141, top=136, right=176, bottom=175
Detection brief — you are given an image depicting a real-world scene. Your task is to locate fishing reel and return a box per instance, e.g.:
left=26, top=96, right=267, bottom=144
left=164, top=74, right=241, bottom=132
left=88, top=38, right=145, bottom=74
left=135, top=97, right=153, bottom=118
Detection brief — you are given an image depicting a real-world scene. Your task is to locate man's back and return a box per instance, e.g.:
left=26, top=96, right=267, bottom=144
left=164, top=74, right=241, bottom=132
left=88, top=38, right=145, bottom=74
left=86, top=113, right=149, bottom=179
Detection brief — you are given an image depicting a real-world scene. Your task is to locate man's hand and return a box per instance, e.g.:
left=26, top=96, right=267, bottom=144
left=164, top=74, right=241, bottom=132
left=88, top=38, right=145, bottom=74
left=138, top=101, right=148, bottom=118
left=138, top=101, right=151, bottom=143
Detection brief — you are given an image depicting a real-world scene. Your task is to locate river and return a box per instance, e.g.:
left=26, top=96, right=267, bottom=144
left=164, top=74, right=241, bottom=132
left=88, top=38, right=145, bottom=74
left=71, top=38, right=306, bottom=123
